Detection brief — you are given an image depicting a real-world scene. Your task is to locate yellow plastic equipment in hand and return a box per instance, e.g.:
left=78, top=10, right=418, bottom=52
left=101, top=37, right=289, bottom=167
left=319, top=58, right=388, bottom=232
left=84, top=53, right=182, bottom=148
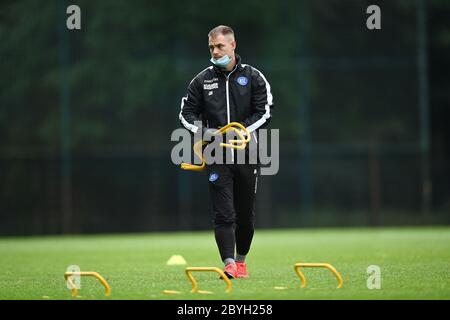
left=180, top=122, right=251, bottom=172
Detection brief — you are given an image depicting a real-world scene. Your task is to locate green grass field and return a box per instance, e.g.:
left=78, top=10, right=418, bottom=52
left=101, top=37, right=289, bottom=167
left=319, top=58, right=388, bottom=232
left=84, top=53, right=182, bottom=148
left=0, top=227, right=449, bottom=300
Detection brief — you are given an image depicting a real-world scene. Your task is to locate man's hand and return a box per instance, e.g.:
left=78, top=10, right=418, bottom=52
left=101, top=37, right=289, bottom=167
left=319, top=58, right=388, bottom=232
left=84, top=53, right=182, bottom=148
left=203, top=127, right=220, bottom=142
left=238, top=129, right=248, bottom=138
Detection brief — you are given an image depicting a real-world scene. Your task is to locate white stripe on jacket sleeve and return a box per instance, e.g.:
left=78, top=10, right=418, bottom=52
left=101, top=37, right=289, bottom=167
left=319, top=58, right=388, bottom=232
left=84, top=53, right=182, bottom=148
left=244, top=65, right=273, bottom=133
left=178, top=66, right=213, bottom=133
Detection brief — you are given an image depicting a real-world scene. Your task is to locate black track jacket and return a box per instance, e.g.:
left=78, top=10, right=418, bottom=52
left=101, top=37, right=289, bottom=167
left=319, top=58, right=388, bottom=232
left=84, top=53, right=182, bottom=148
left=179, top=55, right=274, bottom=140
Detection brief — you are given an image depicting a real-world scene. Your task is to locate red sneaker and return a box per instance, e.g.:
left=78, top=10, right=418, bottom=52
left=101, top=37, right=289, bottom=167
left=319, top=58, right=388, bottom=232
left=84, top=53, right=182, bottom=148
left=236, top=262, right=249, bottom=278
left=223, top=263, right=238, bottom=279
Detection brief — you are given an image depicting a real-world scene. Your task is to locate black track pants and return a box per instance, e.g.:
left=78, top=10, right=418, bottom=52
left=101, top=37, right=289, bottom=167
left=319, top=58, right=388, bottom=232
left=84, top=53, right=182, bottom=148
left=206, top=163, right=259, bottom=262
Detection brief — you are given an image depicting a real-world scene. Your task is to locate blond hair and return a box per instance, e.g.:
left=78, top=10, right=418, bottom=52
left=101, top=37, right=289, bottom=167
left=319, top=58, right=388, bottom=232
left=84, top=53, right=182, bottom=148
left=208, top=25, right=235, bottom=40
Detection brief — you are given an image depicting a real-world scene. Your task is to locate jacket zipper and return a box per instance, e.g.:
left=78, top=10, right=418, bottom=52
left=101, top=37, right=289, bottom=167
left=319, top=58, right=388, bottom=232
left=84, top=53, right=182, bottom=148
left=225, top=65, right=238, bottom=162
left=225, top=78, right=231, bottom=124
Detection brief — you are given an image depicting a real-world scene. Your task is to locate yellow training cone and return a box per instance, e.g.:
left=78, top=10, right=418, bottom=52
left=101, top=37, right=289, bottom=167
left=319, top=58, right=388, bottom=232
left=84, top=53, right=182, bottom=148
left=166, top=255, right=187, bottom=266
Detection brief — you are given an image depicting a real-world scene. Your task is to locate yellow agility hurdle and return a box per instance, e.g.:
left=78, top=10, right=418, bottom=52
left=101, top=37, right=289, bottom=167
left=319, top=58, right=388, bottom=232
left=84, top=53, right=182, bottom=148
left=64, top=271, right=111, bottom=297
left=180, top=122, right=251, bottom=172
left=294, top=263, right=344, bottom=289
left=162, top=267, right=232, bottom=295
left=185, top=267, right=232, bottom=294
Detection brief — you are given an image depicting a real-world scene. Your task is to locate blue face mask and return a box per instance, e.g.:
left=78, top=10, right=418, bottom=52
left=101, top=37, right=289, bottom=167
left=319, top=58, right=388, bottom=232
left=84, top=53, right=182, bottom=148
left=210, top=55, right=232, bottom=68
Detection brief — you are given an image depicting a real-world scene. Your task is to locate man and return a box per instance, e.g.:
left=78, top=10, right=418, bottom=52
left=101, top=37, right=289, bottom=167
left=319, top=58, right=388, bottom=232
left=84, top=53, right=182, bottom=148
left=179, top=25, right=274, bottom=279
